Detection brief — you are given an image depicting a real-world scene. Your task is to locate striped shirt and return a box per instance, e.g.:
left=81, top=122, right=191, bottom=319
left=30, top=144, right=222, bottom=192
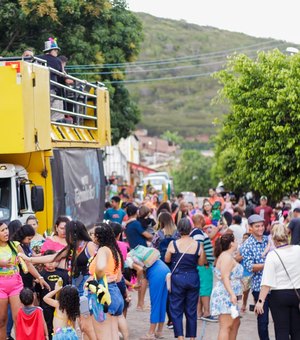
left=190, top=228, right=214, bottom=264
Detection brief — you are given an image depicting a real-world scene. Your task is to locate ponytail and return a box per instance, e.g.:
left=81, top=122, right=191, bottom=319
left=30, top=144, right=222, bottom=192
left=214, top=232, right=235, bottom=258
left=214, top=237, right=222, bottom=258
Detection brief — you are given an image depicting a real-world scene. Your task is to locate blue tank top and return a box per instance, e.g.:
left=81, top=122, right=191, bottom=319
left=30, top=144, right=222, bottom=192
left=170, top=240, right=200, bottom=274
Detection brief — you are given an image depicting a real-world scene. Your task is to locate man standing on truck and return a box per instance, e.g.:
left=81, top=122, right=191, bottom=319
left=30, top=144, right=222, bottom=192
left=38, top=38, right=65, bottom=122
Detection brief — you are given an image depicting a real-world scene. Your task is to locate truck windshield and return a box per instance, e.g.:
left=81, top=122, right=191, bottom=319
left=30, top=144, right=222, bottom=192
left=0, top=178, right=11, bottom=220
left=144, top=178, right=165, bottom=186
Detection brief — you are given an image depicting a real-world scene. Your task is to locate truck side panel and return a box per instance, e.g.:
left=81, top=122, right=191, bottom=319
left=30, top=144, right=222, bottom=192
left=51, top=148, right=105, bottom=228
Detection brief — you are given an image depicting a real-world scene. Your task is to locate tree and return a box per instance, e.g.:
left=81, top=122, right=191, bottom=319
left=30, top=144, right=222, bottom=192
left=171, top=150, right=214, bottom=196
left=0, top=0, right=143, bottom=144
left=161, top=130, right=184, bottom=146
left=213, top=50, right=300, bottom=200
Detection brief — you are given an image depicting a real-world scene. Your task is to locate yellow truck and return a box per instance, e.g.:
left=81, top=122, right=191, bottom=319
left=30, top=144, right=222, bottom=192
left=0, top=57, right=111, bottom=232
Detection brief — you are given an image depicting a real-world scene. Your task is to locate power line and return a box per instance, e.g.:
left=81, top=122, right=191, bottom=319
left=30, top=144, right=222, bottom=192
left=68, top=43, right=284, bottom=76
left=107, top=72, right=217, bottom=84
left=66, top=45, right=289, bottom=85
left=66, top=40, right=282, bottom=70
left=69, top=60, right=227, bottom=76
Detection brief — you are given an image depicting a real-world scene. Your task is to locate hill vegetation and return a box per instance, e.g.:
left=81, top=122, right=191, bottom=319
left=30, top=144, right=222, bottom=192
left=126, top=13, right=290, bottom=140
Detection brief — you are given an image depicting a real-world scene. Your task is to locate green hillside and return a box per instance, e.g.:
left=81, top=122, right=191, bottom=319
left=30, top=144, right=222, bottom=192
left=126, top=13, right=290, bottom=139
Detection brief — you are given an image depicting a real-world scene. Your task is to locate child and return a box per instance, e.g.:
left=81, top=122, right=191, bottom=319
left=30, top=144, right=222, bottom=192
left=211, top=201, right=222, bottom=226
left=36, top=250, right=69, bottom=339
left=239, top=233, right=253, bottom=312
left=43, top=284, right=80, bottom=339
left=16, top=288, right=48, bottom=339
left=137, top=205, right=156, bottom=235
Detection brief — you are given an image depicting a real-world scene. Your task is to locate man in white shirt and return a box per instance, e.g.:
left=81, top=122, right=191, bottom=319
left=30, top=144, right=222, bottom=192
left=290, top=193, right=300, bottom=211
left=228, top=215, right=246, bottom=245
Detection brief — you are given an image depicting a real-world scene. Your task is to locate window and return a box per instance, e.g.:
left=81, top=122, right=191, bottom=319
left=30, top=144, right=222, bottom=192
left=0, top=178, right=11, bottom=220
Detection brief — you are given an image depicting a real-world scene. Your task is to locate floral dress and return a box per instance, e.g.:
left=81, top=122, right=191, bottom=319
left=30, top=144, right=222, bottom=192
left=210, top=263, right=243, bottom=316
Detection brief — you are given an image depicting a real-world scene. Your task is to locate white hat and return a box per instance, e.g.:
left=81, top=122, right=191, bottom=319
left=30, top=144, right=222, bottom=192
left=43, top=38, right=60, bottom=52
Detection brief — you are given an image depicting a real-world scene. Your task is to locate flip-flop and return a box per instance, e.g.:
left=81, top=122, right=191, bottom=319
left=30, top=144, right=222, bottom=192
left=140, top=334, right=156, bottom=340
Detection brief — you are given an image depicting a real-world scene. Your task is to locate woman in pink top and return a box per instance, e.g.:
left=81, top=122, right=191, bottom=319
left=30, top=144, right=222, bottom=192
left=41, top=216, right=69, bottom=268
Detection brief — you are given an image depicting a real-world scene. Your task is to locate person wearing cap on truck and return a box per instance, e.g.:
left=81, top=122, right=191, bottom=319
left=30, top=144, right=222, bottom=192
left=38, top=38, right=65, bottom=122
left=254, top=196, right=273, bottom=235
left=240, top=214, right=270, bottom=340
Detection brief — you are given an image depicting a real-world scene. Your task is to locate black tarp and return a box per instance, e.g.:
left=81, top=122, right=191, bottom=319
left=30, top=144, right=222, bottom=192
left=51, top=148, right=105, bottom=228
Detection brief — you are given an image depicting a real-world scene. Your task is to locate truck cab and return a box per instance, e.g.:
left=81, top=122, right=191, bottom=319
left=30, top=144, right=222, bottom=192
left=0, top=164, right=43, bottom=224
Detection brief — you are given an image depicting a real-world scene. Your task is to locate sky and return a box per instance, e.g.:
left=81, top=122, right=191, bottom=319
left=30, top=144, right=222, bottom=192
left=126, top=0, right=300, bottom=45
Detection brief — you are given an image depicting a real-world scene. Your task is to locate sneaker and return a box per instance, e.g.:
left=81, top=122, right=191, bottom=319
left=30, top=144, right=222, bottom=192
left=200, top=315, right=219, bottom=323
left=166, top=322, right=173, bottom=329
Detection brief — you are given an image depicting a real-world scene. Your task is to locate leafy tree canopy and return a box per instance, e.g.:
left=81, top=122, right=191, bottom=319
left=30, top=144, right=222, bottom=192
left=213, top=50, right=300, bottom=200
left=172, top=150, right=214, bottom=196
left=0, top=0, right=143, bottom=144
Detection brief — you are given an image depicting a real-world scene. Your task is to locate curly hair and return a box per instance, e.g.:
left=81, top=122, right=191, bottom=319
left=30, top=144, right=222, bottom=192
left=58, top=285, right=80, bottom=322
left=94, top=222, right=123, bottom=271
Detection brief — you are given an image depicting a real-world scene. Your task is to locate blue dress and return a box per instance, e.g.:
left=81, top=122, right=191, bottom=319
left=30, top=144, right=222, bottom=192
left=210, top=263, right=243, bottom=316
left=146, top=259, right=170, bottom=323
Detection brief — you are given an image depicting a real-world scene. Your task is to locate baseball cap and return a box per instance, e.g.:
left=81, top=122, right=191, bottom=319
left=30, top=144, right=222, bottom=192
left=248, top=214, right=265, bottom=225
left=260, top=195, right=267, bottom=200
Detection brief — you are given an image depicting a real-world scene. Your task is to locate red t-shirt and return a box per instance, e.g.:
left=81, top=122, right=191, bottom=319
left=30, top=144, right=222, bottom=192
left=204, top=215, right=212, bottom=225
left=254, top=205, right=273, bottom=227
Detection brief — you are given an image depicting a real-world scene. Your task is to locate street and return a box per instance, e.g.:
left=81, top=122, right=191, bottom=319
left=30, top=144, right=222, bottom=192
left=126, top=289, right=275, bottom=339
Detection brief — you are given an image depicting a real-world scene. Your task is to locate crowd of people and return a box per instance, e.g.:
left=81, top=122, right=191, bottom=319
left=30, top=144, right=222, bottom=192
left=1, top=188, right=300, bottom=339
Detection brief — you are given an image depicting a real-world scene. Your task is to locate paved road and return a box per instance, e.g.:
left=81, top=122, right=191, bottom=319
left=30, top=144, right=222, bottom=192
left=126, top=290, right=275, bottom=339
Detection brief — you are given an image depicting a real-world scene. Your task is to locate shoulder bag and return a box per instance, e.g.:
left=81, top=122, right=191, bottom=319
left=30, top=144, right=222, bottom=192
left=274, top=249, right=300, bottom=312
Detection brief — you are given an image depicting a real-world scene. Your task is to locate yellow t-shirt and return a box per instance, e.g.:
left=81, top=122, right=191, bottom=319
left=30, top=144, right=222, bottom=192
left=0, top=241, right=20, bottom=275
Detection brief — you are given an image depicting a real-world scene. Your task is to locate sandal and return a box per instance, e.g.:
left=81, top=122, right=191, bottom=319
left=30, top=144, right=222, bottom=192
left=136, top=305, right=151, bottom=312
left=140, top=334, right=156, bottom=340
left=155, top=332, right=164, bottom=339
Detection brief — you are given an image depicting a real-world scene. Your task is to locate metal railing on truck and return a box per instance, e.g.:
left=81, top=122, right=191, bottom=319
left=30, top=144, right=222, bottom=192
left=34, top=56, right=110, bottom=146
left=0, top=55, right=110, bottom=148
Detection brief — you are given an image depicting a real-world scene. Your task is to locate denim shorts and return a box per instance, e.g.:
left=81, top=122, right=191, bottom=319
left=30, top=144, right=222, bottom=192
left=108, top=282, right=124, bottom=316
left=72, top=274, right=89, bottom=297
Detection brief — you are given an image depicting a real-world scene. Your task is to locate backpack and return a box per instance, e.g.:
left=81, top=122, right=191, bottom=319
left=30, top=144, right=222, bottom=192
left=158, top=230, right=178, bottom=262
left=127, top=245, right=160, bottom=268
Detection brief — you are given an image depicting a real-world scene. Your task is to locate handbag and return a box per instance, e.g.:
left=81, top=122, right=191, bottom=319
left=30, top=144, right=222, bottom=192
left=166, top=241, right=193, bottom=293
left=274, top=250, right=300, bottom=312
